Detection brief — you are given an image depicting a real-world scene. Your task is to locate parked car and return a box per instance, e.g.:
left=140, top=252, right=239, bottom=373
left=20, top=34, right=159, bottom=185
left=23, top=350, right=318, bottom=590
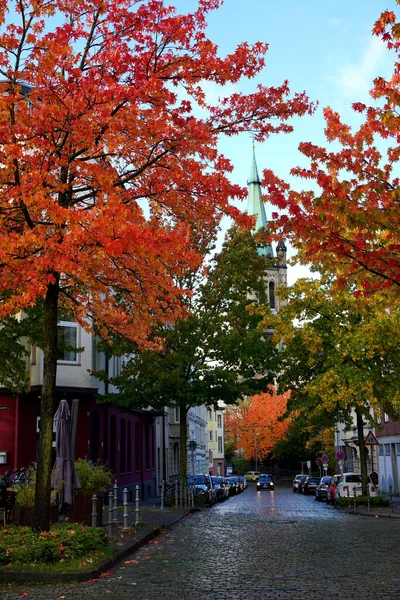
left=256, top=475, right=274, bottom=491
left=326, top=474, right=342, bottom=505
left=218, top=476, right=230, bottom=499
left=335, top=472, right=378, bottom=501
left=245, top=471, right=261, bottom=481
left=187, top=473, right=214, bottom=504
left=238, top=475, right=247, bottom=489
left=226, top=476, right=240, bottom=494
left=293, top=474, right=308, bottom=493
left=204, top=473, right=218, bottom=504
left=211, top=476, right=225, bottom=501
left=301, top=476, right=320, bottom=495
left=224, top=477, right=236, bottom=496
left=315, top=476, right=332, bottom=501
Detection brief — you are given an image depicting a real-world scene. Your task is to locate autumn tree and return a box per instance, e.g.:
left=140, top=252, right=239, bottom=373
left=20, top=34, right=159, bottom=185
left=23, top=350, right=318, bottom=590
left=268, top=277, right=400, bottom=492
left=224, top=388, right=290, bottom=465
left=264, top=6, right=400, bottom=293
left=95, top=227, right=280, bottom=490
left=0, top=0, right=313, bottom=530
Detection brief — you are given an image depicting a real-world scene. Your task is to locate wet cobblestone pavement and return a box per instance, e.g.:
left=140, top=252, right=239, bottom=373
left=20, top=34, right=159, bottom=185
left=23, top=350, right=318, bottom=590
left=2, top=485, right=400, bottom=599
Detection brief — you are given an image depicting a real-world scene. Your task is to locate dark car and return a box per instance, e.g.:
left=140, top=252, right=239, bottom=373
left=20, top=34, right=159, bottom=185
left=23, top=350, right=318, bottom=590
left=256, top=475, right=274, bottom=491
left=211, top=476, right=225, bottom=501
left=315, top=475, right=332, bottom=501
left=301, top=476, right=320, bottom=495
left=187, top=473, right=213, bottom=504
left=226, top=476, right=239, bottom=495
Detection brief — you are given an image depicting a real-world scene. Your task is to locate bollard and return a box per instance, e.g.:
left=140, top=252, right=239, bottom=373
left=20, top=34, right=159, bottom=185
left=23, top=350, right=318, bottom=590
left=135, top=484, right=140, bottom=526
left=347, top=485, right=351, bottom=508
left=91, top=494, right=98, bottom=528
left=353, top=486, right=357, bottom=510
left=123, top=487, right=129, bottom=531
left=108, top=491, right=113, bottom=537
left=389, top=485, right=394, bottom=516
left=113, top=479, right=118, bottom=525
left=367, top=485, right=371, bottom=512
left=160, top=480, right=165, bottom=511
left=174, top=481, right=178, bottom=508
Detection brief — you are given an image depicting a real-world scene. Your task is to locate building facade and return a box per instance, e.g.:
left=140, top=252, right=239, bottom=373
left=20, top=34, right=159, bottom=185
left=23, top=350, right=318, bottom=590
left=207, top=406, right=225, bottom=476
left=0, top=322, right=158, bottom=501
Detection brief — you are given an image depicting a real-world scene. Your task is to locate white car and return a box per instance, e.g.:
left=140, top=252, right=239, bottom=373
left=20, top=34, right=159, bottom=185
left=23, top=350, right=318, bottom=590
left=335, top=472, right=378, bottom=500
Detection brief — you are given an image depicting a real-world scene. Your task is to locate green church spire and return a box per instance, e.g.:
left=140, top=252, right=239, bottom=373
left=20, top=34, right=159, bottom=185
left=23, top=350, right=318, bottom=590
left=246, top=145, right=274, bottom=257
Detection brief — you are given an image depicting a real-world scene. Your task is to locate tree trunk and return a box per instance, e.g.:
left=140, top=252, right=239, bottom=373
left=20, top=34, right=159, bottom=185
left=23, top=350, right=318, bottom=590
left=32, top=279, right=59, bottom=532
left=179, top=404, right=188, bottom=493
left=355, top=406, right=368, bottom=496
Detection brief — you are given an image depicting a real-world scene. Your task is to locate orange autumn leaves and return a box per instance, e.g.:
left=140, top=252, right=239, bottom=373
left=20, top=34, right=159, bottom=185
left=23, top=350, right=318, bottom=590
left=225, top=389, right=290, bottom=461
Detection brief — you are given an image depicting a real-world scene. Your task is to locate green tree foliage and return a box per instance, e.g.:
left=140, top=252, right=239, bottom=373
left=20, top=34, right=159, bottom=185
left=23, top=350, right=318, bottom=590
left=269, top=277, right=400, bottom=492
left=96, top=228, right=279, bottom=486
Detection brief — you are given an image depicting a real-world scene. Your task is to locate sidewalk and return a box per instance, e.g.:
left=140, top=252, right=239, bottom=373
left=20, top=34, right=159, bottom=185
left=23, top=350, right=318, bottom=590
left=339, top=494, right=400, bottom=519
left=0, top=502, right=195, bottom=586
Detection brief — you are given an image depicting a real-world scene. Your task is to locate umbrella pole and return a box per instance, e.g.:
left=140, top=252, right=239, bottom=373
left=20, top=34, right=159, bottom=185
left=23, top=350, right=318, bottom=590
left=70, top=399, right=79, bottom=458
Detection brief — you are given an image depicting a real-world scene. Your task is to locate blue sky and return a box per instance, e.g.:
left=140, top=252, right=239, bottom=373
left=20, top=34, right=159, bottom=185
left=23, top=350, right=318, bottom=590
left=170, top=0, right=399, bottom=283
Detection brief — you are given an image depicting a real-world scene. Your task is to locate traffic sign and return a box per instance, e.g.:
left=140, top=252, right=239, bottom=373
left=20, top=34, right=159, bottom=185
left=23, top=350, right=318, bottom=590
left=321, top=455, right=329, bottom=464
left=364, top=430, right=379, bottom=445
left=336, top=451, right=345, bottom=461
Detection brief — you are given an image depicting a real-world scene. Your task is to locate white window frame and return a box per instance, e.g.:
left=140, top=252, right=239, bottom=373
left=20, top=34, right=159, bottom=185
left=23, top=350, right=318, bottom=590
left=57, top=321, right=80, bottom=365
left=174, top=407, right=180, bottom=423
left=217, top=414, right=222, bottom=428
left=209, top=430, right=213, bottom=442
left=218, top=436, right=223, bottom=453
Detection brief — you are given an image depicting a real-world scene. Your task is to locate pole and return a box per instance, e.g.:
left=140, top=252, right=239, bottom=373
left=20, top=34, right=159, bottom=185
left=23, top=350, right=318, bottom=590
left=135, top=484, right=140, bottom=526
left=113, top=479, right=118, bottom=525
left=108, top=491, right=113, bottom=537
left=91, top=494, right=97, bottom=528
left=123, top=488, right=128, bottom=531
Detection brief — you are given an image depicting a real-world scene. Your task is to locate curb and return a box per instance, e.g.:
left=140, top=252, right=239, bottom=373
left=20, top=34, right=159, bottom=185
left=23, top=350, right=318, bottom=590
left=336, top=505, right=400, bottom=519
left=0, top=510, right=194, bottom=586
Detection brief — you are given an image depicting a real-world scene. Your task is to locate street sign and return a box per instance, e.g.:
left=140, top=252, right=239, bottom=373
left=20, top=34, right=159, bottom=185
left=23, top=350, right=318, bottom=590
left=336, top=451, right=345, bottom=461
left=364, top=430, right=379, bottom=446
left=321, top=455, right=329, bottom=464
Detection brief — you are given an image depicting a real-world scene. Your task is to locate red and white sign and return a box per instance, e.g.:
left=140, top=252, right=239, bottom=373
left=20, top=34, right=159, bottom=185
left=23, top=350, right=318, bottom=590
left=364, top=430, right=379, bottom=446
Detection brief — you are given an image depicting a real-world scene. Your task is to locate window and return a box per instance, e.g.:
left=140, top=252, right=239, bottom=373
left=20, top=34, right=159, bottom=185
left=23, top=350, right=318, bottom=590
left=269, top=281, right=276, bottom=310
left=396, top=444, right=400, bottom=456
left=379, top=444, right=384, bottom=456
left=174, top=407, right=180, bottom=423
left=384, top=413, right=390, bottom=423
left=207, top=409, right=212, bottom=420
left=120, top=418, right=126, bottom=474
left=209, top=430, right=213, bottom=442
left=30, top=345, right=36, bottom=365
left=110, top=415, right=116, bottom=472
left=218, top=436, right=223, bottom=453
left=91, top=412, right=100, bottom=463
left=209, top=450, right=213, bottom=463
left=217, top=414, right=222, bottom=428
left=135, top=423, right=140, bottom=471
left=58, top=322, right=79, bottom=363
left=127, top=421, right=132, bottom=472
left=385, top=444, right=391, bottom=456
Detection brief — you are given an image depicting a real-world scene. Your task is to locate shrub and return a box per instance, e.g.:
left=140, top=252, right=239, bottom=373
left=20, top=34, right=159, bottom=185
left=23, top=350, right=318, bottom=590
left=0, top=524, right=109, bottom=567
left=74, top=459, right=113, bottom=496
left=337, top=495, right=390, bottom=508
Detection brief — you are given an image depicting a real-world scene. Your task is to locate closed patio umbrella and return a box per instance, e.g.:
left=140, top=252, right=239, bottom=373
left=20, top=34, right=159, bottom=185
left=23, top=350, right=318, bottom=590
left=51, top=399, right=80, bottom=507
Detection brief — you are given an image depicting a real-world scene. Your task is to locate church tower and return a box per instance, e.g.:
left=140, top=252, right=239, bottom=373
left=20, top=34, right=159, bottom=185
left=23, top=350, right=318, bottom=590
left=246, top=146, right=287, bottom=311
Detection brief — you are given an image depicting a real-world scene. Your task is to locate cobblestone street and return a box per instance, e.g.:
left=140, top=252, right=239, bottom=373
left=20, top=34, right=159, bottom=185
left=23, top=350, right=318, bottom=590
left=2, top=485, right=400, bottom=600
